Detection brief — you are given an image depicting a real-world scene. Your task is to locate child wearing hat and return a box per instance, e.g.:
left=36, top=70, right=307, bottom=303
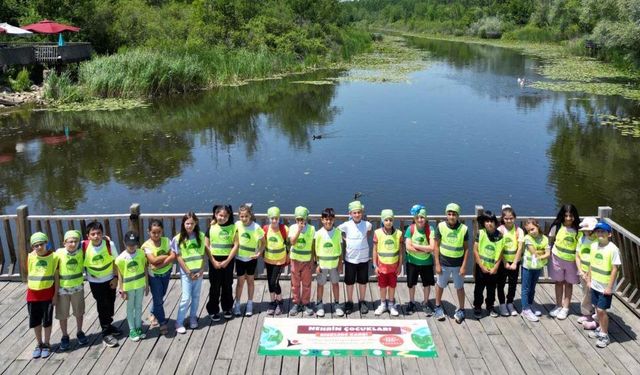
left=587, top=221, right=621, bottom=348
left=289, top=206, right=315, bottom=316
left=115, top=231, right=149, bottom=342
left=577, top=217, right=598, bottom=328
left=55, top=230, right=88, bottom=351
left=263, top=206, right=288, bottom=315
left=314, top=208, right=344, bottom=317
left=338, top=200, right=373, bottom=314
left=373, top=209, right=403, bottom=317
left=27, top=232, right=58, bottom=359
left=404, top=204, right=435, bottom=315
left=433, top=203, right=469, bottom=323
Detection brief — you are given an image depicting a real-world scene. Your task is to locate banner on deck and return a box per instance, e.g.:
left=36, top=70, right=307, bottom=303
left=258, top=318, right=437, bottom=358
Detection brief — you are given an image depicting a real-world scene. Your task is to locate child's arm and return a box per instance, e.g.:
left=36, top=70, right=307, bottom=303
left=460, top=241, right=470, bottom=276
left=144, top=267, right=150, bottom=296
left=513, top=231, right=524, bottom=267
left=289, top=224, right=304, bottom=245
left=539, top=246, right=551, bottom=260
left=157, top=251, right=176, bottom=269
left=372, top=237, right=380, bottom=275
left=605, top=265, right=618, bottom=295
left=472, top=241, right=486, bottom=273
left=255, top=236, right=266, bottom=259
left=109, top=258, right=118, bottom=289
left=223, top=233, right=239, bottom=267
left=490, top=251, right=502, bottom=275
left=397, top=240, right=404, bottom=276
left=116, top=267, right=127, bottom=300
left=52, top=268, right=59, bottom=306
left=176, top=254, right=190, bottom=275
left=204, top=237, right=217, bottom=267
left=433, top=238, right=441, bottom=274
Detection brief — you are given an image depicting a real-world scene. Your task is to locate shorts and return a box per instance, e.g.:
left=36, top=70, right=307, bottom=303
left=549, top=253, right=579, bottom=284
left=591, top=288, right=613, bottom=310
left=28, top=301, right=54, bottom=328
left=344, top=261, right=369, bottom=285
left=235, top=259, right=257, bottom=277
left=406, top=262, right=435, bottom=288
left=316, top=268, right=340, bottom=285
left=55, top=290, right=86, bottom=320
left=436, top=265, right=464, bottom=289
left=377, top=272, right=397, bottom=288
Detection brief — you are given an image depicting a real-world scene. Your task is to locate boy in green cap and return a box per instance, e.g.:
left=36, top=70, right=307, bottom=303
left=26, top=232, right=59, bottom=359
left=373, top=209, right=403, bottom=316
left=263, top=206, right=288, bottom=315
left=314, top=208, right=344, bottom=317
left=289, top=206, right=316, bottom=316
left=55, top=230, right=88, bottom=350
left=433, top=203, right=469, bottom=323
left=338, top=200, right=373, bottom=314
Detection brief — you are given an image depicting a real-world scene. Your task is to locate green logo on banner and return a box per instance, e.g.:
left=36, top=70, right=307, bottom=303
left=411, top=327, right=434, bottom=350
left=260, top=326, right=283, bottom=349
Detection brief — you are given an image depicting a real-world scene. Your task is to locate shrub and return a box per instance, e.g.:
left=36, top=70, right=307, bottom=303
left=9, top=68, right=32, bottom=92
left=468, top=17, right=503, bottom=39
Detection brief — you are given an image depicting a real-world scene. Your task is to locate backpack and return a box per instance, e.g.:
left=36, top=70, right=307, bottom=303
left=409, top=224, right=431, bottom=243
left=81, top=239, right=112, bottom=255
left=263, top=224, right=288, bottom=246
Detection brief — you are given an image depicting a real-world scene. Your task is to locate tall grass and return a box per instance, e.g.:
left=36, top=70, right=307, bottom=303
left=44, top=72, right=83, bottom=103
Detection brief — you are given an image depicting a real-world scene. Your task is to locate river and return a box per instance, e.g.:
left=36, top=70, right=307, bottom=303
left=1, top=36, right=639, bottom=233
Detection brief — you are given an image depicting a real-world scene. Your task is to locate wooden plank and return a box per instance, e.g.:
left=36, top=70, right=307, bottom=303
left=392, top=284, right=423, bottom=375
left=246, top=283, right=272, bottom=375
left=229, top=281, right=268, bottom=375
left=116, top=219, right=124, bottom=247
left=45, top=220, right=54, bottom=246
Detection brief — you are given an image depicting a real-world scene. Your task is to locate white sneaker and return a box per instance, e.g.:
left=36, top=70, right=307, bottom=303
left=549, top=306, right=561, bottom=318
left=334, top=303, right=345, bottom=317
left=374, top=301, right=388, bottom=316
left=499, top=304, right=509, bottom=317
left=245, top=301, right=253, bottom=317
left=176, top=325, right=186, bottom=334
left=507, top=303, right=518, bottom=316
left=316, top=301, right=325, bottom=317
left=556, top=308, right=569, bottom=320
left=592, top=313, right=598, bottom=321
left=389, top=303, right=399, bottom=317
left=233, top=301, right=242, bottom=317
left=588, top=327, right=604, bottom=339
left=521, top=309, right=539, bottom=322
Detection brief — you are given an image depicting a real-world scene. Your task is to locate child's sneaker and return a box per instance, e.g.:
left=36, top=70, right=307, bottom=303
left=532, top=305, right=542, bottom=317
left=267, top=301, right=277, bottom=316
left=40, top=344, right=51, bottom=358
left=454, top=309, right=465, bottom=324
left=583, top=321, right=599, bottom=330
left=334, top=302, right=345, bottom=317
left=434, top=305, right=446, bottom=321
left=473, top=307, right=483, bottom=319
left=59, top=335, right=70, bottom=351
left=77, top=331, right=88, bottom=346
left=148, top=314, right=159, bottom=328
left=499, top=304, right=509, bottom=317
left=556, top=308, right=569, bottom=320
left=176, top=324, right=186, bottom=334
left=549, top=306, right=561, bottom=318
left=130, top=329, right=140, bottom=342
left=304, top=303, right=315, bottom=317
left=103, top=334, right=119, bottom=347
left=233, top=301, right=242, bottom=317
left=389, top=303, right=400, bottom=317
left=596, top=334, right=611, bottom=348
left=190, top=317, right=198, bottom=329
left=406, top=301, right=416, bottom=314
left=223, top=311, right=233, bottom=320
left=588, top=327, right=604, bottom=339
left=375, top=301, right=388, bottom=316
left=108, top=325, right=122, bottom=337
left=507, top=303, right=518, bottom=316
left=211, top=313, right=221, bottom=322
left=245, top=301, right=254, bottom=317
left=316, top=301, right=325, bottom=317
left=289, top=304, right=301, bottom=316
left=359, top=301, right=369, bottom=314
left=423, top=302, right=434, bottom=317
left=344, top=301, right=354, bottom=315
left=521, top=309, right=539, bottom=322
left=577, top=315, right=590, bottom=324
left=274, top=301, right=283, bottom=316
left=137, top=328, right=146, bottom=339
left=489, top=307, right=499, bottom=318
left=32, top=345, right=42, bottom=359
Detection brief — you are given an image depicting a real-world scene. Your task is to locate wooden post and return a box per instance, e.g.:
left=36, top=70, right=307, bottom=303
left=16, top=205, right=29, bottom=282
left=129, top=203, right=142, bottom=236
left=474, top=205, right=484, bottom=232
left=598, top=206, right=613, bottom=219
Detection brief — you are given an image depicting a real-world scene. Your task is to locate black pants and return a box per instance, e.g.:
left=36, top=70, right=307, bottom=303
left=497, top=262, right=520, bottom=304
left=206, top=256, right=234, bottom=314
left=266, top=263, right=284, bottom=295
left=473, top=264, right=498, bottom=309
left=89, top=280, right=116, bottom=335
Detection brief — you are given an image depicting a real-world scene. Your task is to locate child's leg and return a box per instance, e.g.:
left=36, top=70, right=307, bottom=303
left=554, top=282, right=564, bottom=307
left=274, top=265, right=283, bottom=301
left=190, top=278, right=203, bottom=318
left=507, top=265, right=519, bottom=304
left=301, top=262, right=312, bottom=305
left=43, top=302, right=54, bottom=344
left=562, top=283, right=573, bottom=309
left=236, top=275, right=246, bottom=302
left=380, top=287, right=387, bottom=302
left=358, top=283, right=367, bottom=303
left=266, top=264, right=277, bottom=301
left=345, top=261, right=355, bottom=302
left=317, top=271, right=325, bottom=302
left=177, top=273, right=192, bottom=325
left=59, top=318, right=69, bottom=337
left=127, top=292, right=136, bottom=331
left=290, top=260, right=302, bottom=305
left=485, top=274, right=497, bottom=309
left=221, top=262, right=235, bottom=311
left=247, top=275, right=255, bottom=301
left=331, top=282, right=340, bottom=303
left=496, top=263, right=507, bottom=305
left=580, top=278, right=593, bottom=316
left=135, top=288, right=144, bottom=329
left=72, top=289, right=86, bottom=333
left=406, top=263, right=416, bottom=302
left=424, top=286, right=431, bottom=303
left=597, top=308, right=608, bottom=333
left=206, top=263, right=222, bottom=315
left=529, top=269, right=541, bottom=306
left=520, top=268, right=531, bottom=310
left=453, top=266, right=466, bottom=309
left=33, top=325, right=43, bottom=344
left=43, top=325, right=52, bottom=345
left=435, top=285, right=444, bottom=305
left=473, top=265, right=485, bottom=309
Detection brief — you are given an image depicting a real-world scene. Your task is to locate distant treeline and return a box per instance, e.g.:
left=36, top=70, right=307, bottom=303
left=343, top=0, right=640, bottom=69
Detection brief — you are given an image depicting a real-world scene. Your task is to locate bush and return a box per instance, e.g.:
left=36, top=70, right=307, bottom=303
left=9, top=68, right=32, bottom=92
left=468, top=17, right=503, bottom=39
left=503, top=25, right=560, bottom=42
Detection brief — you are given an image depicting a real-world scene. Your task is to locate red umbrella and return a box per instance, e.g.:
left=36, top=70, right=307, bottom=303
left=22, top=19, right=80, bottom=34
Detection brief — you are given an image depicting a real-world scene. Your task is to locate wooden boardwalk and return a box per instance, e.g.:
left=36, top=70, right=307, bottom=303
left=0, top=279, right=639, bottom=375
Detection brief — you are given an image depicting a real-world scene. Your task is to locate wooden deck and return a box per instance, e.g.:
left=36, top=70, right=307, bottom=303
left=0, top=279, right=639, bottom=375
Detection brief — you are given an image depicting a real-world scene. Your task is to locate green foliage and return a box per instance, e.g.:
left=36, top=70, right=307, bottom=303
left=44, top=72, right=83, bottom=103
left=503, top=25, right=560, bottom=42
left=468, top=17, right=504, bottom=39
left=9, top=68, right=32, bottom=92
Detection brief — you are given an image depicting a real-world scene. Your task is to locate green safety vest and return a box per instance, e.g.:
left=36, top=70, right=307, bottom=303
left=315, top=228, right=342, bottom=269
left=501, top=226, right=519, bottom=263
left=27, top=252, right=56, bottom=290
left=142, top=237, right=172, bottom=275
left=578, top=237, right=594, bottom=273
left=236, top=222, right=263, bottom=259
left=264, top=225, right=287, bottom=264
left=408, top=224, right=432, bottom=262
left=116, top=250, right=147, bottom=292
left=289, top=224, right=315, bottom=262
left=84, top=240, right=114, bottom=278
left=55, top=248, right=84, bottom=289
left=477, top=229, right=504, bottom=269
left=209, top=223, right=236, bottom=257
left=590, top=243, right=615, bottom=285
left=375, top=228, right=401, bottom=265
left=552, top=225, right=582, bottom=262
left=175, top=232, right=205, bottom=272
left=438, top=221, right=467, bottom=258
left=523, top=234, right=549, bottom=270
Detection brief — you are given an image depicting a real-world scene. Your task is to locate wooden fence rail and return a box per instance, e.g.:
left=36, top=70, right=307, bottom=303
left=2, top=203, right=638, bottom=316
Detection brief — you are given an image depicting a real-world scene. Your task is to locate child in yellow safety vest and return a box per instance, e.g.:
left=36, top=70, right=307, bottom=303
left=496, top=205, right=524, bottom=317
left=233, top=203, right=265, bottom=317
left=373, top=209, right=403, bottom=317
left=587, top=222, right=621, bottom=348
left=577, top=217, right=598, bottom=329
left=27, top=232, right=58, bottom=359
left=520, top=219, right=550, bottom=322
left=405, top=204, right=435, bottom=316
left=289, top=206, right=316, bottom=316
left=116, top=231, right=149, bottom=342
left=314, top=208, right=344, bottom=317
left=206, top=205, right=238, bottom=321
left=473, top=210, right=504, bottom=319
left=263, top=207, right=288, bottom=316
left=55, top=230, right=88, bottom=351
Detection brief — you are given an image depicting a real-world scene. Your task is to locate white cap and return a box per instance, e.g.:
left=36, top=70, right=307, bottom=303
left=579, top=217, right=598, bottom=231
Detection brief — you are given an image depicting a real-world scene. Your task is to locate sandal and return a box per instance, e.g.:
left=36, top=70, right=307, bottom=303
left=148, top=314, right=159, bottom=328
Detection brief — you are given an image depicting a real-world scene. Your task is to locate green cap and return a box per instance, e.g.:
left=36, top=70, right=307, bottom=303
left=294, top=206, right=309, bottom=219
left=30, top=232, right=48, bottom=246
left=445, top=203, right=461, bottom=215
left=381, top=209, right=394, bottom=220
left=348, top=200, right=364, bottom=212
left=267, top=206, right=281, bottom=218
left=64, top=230, right=82, bottom=241
left=416, top=208, right=427, bottom=218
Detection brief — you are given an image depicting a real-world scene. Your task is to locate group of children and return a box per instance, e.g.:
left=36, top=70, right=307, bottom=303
left=25, top=201, right=621, bottom=358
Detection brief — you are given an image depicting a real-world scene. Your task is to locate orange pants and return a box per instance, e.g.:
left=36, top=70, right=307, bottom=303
left=290, top=260, right=312, bottom=305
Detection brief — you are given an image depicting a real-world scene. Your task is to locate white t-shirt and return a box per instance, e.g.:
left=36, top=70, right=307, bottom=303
left=337, top=220, right=372, bottom=264
left=85, top=240, right=118, bottom=283
left=590, top=241, right=621, bottom=293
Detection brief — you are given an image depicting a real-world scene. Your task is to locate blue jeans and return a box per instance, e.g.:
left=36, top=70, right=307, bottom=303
left=176, top=272, right=202, bottom=326
left=149, top=271, right=171, bottom=325
left=521, top=267, right=542, bottom=311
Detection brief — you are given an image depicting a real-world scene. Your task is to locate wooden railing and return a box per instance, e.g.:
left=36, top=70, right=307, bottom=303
left=0, top=42, right=92, bottom=66
left=2, top=204, right=638, bottom=315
